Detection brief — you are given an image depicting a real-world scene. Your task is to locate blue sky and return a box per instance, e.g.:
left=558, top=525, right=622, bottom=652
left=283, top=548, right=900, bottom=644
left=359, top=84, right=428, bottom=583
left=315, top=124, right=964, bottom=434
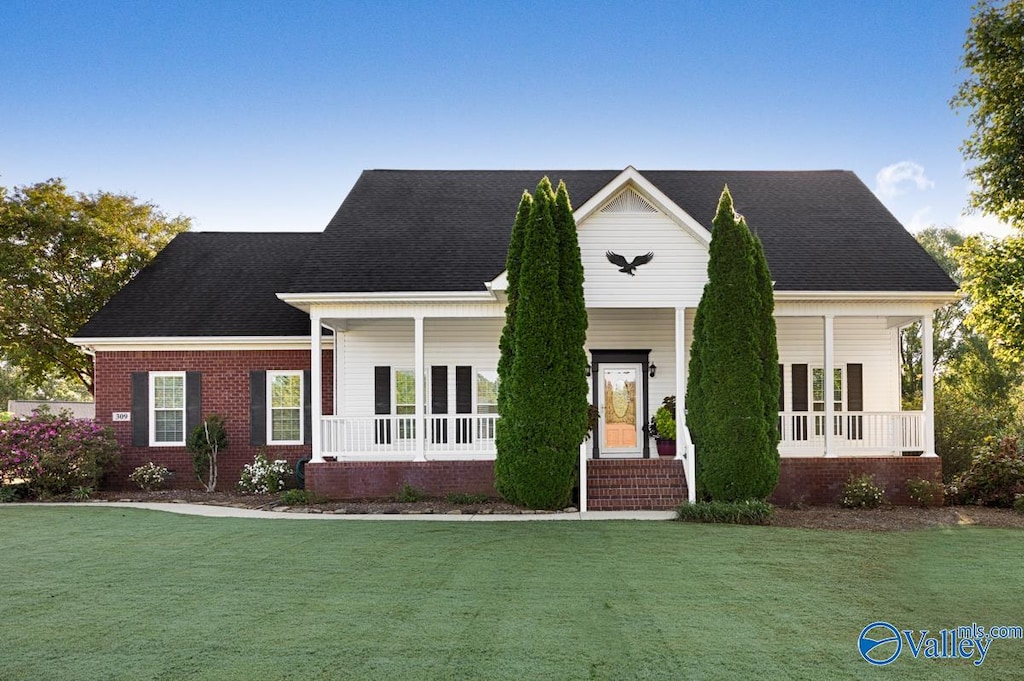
left=1, top=0, right=1005, bottom=236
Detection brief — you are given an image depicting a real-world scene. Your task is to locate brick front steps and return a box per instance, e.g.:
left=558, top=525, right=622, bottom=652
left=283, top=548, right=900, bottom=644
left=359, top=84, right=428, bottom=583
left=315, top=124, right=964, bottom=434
left=586, top=459, right=687, bottom=511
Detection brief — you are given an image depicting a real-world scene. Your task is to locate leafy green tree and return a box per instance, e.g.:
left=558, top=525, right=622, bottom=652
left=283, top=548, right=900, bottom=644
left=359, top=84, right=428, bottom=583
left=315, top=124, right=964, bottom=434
left=495, top=178, right=587, bottom=509
left=0, top=359, right=90, bottom=407
left=0, top=179, right=190, bottom=394
left=687, top=187, right=779, bottom=501
left=952, top=0, right=1024, bottom=229
left=900, top=227, right=971, bottom=407
left=958, top=233, right=1024, bottom=363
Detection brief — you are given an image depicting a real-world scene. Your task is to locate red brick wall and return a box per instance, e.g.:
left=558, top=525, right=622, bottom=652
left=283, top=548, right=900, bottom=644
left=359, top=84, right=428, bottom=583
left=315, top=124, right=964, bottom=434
left=94, top=349, right=332, bottom=490
left=306, top=460, right=497, bottom=500
left=772, top=456, right=942, bottom=506
left=304, top=456, right=942, bottom=507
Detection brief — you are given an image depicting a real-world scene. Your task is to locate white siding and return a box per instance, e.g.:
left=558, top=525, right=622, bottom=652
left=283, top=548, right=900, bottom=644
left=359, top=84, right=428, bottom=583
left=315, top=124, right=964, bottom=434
left=776, top=316, right=899, bottom=412
left=338, top=318, right=503, bottom=419
left=586, top=308, right=677, bottom=409
left=578, top=209, right=708, bottom=308
left=335, top=313, right=901, bottom=423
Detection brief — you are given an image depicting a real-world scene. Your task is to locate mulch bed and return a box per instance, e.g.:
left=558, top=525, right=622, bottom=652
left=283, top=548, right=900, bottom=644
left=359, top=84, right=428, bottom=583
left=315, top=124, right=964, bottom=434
left=85, top=490, right=1024, bottom=530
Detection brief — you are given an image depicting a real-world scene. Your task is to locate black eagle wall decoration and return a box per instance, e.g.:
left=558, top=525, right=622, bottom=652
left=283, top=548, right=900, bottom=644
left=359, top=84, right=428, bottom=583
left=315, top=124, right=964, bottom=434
left=606, top=251, right=654, bottom=276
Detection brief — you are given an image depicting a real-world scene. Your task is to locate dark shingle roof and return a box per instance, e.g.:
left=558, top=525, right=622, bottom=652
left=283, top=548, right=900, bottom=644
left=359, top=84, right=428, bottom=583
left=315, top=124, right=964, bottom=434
left=75, top=232, right=320, bottom=337
left=78, top=169, right=956, bottom=340
left=286, top=169, right=955, bottom=294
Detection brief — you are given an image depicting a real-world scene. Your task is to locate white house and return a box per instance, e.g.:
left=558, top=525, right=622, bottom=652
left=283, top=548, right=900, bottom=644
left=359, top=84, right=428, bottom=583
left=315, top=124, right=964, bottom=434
left=73, top=167, right=956, bottom=509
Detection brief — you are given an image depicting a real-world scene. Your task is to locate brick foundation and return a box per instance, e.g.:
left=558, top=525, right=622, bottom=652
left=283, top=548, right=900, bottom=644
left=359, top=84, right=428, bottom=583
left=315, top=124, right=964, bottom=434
left=94, top=349, right=332, bottom=490
left=772, top=456, right=942, bottom=506
left=305, top=460, right=498, bottom=500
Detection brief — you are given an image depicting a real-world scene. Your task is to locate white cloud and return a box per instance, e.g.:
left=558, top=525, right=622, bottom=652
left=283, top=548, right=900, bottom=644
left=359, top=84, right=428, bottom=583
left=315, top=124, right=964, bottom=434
left=956, top=211, right=1013, bottom=238
left=875, top=161, right=935, bottom=198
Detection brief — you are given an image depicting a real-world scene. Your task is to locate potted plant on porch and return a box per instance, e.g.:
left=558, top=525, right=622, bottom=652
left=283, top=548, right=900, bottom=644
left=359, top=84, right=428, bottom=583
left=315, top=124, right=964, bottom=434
left=649, top=395, right=676, bottom=458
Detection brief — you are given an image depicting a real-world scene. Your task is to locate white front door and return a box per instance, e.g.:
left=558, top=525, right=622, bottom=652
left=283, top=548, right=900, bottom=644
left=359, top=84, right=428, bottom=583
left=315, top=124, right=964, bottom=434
left=598, top=363, right=643, bottom=456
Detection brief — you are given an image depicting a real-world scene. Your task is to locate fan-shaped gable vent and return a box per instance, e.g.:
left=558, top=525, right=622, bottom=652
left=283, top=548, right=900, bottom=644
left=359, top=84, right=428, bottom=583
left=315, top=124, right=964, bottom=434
left=599, top=187, right=658, bottom=214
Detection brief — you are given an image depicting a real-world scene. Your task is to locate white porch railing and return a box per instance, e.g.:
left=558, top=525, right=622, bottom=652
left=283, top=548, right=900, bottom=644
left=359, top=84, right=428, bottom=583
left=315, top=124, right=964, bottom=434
left=778, top=411, right=924, bottom=453
left=320, top=415, right=498, bottom=456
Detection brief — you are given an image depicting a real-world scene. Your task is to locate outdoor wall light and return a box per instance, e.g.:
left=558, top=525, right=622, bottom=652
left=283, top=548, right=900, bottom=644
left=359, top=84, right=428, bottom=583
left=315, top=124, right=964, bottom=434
left=649, top=363, right=657, bottom=378
left=585, top=364, right=592, bottom=377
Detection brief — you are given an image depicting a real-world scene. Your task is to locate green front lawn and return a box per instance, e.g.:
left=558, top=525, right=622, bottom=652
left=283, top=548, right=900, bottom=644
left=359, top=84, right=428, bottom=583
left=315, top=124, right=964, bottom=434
left=2, top=507, right=1022, bottom=680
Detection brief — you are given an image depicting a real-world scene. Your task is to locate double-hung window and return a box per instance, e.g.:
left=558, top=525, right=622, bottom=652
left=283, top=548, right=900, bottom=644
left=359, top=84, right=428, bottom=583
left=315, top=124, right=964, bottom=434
left=812, top=367, right=843, bottom=436
left=267, top=371, right=303, bottom=445
left=150, top=372, right=186, bottom=446
left=395, top=369, right=416, bottom=439
left=475, top=370, right=499, bottom=439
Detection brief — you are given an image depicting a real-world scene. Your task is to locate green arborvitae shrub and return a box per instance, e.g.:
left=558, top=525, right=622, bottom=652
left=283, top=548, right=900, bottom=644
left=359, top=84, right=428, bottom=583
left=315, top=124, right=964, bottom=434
left=551, top=180, right=589, bottom=467
left=495, top=178, right=584, bottom=509
left=688, top=187, right=780, bottom=501
left=494, top=191, right=533, bottom=503
left=751, top=231, right=780, bottom=456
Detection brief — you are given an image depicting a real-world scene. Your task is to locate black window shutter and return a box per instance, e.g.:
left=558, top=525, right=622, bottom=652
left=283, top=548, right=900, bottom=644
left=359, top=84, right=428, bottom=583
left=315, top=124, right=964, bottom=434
left=250, top=371, right=266, bottom=446
left=185, top=372, right=202, bottom=437
left=374, top=366, right=391, bottom=414
left=455, top=366, right=472, bottom=444
left=847, top=364, right=864, bottom=411
left=431, top=366, right=448, bottom=413
left=455, top=366, right=472, bottom=414
left=131, top=372, right=149, bottom=447
left=374, top=366, right=391, bottom=445
left=778, top=364, right=785, bottom=412
left=431, top=366, right=448, bottom=444
left=791, top=364, right=808, bottom=412
left=303, top=369, right=312, bottom=444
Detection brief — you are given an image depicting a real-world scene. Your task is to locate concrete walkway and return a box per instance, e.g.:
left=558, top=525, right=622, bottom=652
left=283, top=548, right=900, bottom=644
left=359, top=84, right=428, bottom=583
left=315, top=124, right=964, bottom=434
left=18, top=502, right=676, bottom=522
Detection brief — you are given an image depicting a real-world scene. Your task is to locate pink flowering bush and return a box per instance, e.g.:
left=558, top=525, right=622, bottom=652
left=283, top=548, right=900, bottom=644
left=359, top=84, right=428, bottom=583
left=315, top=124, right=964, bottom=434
left=0, top=411, right=120, bottom=497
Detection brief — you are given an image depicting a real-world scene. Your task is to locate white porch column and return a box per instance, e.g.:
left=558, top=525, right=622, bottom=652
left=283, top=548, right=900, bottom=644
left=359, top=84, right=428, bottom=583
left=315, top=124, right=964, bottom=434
left=823, top=315, right=835, bottom=457
left=413, top=314, right=426, bottom=462
left=922, top=313, right=937, bottom=457
left=579, top=440, right=588, bottom=513
left=675, top=306, right=695, bottom=503
left=310, top=312, right=323, bottom=463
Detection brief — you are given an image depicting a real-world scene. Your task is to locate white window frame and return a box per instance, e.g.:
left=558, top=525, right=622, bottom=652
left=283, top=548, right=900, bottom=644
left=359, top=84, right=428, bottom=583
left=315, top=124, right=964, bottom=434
left=474, top=368, right=499, bottom=440
left=266, top=370, right=304, bottom=446
left=474, top=369, right=499, bottom=415
left=812, top=366, right=844, bottom=437
left=149, top=371, right=186, bottom=447
left=394, top=368, right=416, bottom=439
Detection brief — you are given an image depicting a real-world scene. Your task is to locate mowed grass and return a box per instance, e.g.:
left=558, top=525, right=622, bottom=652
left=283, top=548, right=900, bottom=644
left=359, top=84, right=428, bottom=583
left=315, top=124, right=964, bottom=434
left=2, top=508, right=1023, bottom=680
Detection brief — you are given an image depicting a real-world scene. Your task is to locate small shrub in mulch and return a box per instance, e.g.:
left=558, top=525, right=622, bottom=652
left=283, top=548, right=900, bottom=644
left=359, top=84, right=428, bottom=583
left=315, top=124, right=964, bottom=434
left=675, top=500, right=774, bottom=525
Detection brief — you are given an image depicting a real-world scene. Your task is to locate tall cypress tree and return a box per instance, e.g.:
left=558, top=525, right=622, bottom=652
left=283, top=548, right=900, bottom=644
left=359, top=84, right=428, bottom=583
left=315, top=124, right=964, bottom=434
left=552, top=180, right=590, bottom=456
left=494, top=191, right=532, bottom=502
left=687, top=187, right=779, bottom=501
left=751, top=230, right=781, bottom=461
left=495, top=177, right=586, bottom=509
